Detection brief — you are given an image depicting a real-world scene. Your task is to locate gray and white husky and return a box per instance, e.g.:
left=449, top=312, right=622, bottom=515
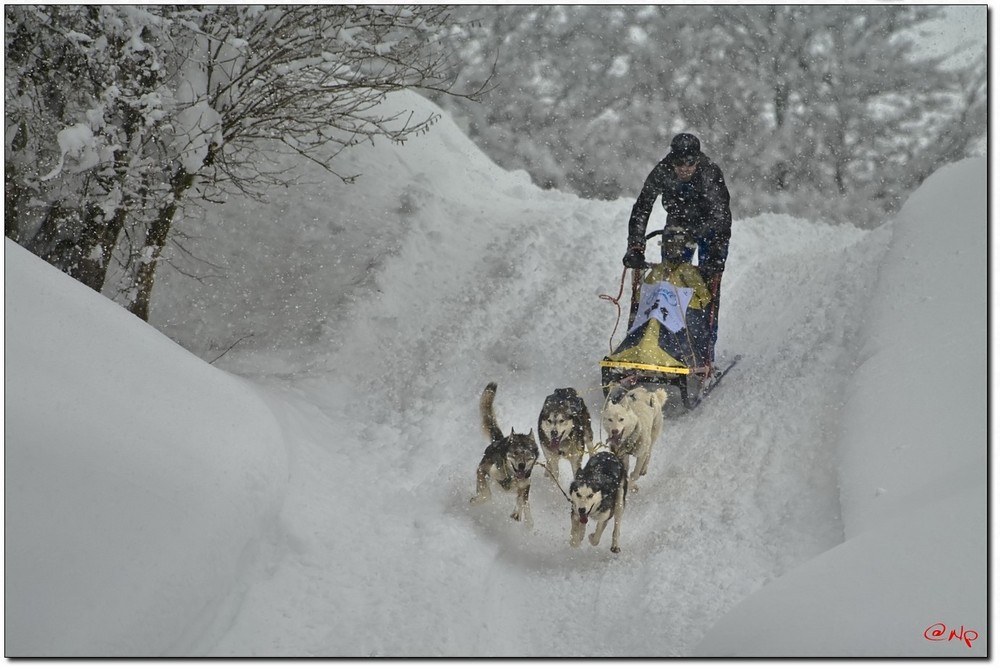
left=568, top=450, right=628, bottom=553
left=537, top=387, right=594, bottom=478
left=470, top=382, right=540, bottom=527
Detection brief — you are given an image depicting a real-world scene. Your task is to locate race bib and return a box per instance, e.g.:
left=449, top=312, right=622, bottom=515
left=630, top=281, right=694, bottom=334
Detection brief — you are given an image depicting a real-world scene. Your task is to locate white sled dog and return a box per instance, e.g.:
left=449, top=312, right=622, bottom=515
left=601, top=384, right=668, bottom=491
left=537, top=387, right=594, bottom=478
left=568, top=450, right=628, bottom=553
left=470, top=382, right=540, bottom=527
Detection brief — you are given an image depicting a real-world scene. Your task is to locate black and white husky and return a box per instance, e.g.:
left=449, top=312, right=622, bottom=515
left=568, top=450, right=628, bottom=553
left=537, top=387, right=594, bottom=478
left=470, top=382, right=540, bottom=527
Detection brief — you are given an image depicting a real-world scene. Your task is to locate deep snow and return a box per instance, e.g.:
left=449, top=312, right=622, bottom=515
left=5, top=90, right=987, bottom=657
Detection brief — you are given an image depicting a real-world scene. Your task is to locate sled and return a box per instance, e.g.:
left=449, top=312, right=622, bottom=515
left=600, top=228, right=729, bottom=409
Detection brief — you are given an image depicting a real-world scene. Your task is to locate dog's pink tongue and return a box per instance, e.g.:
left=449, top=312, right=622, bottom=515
left=578, top=513, right=588, bottom=524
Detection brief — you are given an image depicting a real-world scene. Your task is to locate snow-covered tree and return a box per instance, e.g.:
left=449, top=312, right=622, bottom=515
left=5, top=5, right=483, bottom=320
left=431, top=5, right=985, bottom=224
left=430, top=5, right=703, bottom=200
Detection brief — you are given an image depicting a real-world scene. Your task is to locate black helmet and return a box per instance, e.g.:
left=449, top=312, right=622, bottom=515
left=670, top=133, right=701, bottom=158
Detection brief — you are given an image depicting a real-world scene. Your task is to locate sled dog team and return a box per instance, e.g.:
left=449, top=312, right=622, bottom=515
left=470, top=381, right=667, bottom=553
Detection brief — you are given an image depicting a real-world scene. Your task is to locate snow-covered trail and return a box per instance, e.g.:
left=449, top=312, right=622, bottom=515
left=207, top=185, right=889, bottom=655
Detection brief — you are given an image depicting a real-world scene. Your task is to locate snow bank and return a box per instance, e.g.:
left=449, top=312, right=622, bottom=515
left=837, top=158, right=986, bottom=537
left=694, top=157, right=987, bottom=657
left=5, top=240, right=289, bottom=656
left=150, top=90, right=542, bottom=375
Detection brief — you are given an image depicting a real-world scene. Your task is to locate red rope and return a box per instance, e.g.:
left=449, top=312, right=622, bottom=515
left=598, top=268, right=629, bottom=354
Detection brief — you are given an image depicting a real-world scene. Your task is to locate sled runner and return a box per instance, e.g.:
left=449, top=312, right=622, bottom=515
left=600, top=228, right=736, bottom=409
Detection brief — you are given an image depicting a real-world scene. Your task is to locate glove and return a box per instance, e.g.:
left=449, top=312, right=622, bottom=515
left=622, top=247, right=645, bottom=269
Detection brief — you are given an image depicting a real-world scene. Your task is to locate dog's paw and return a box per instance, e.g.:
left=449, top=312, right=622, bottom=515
left=570, top=537, right=582, bottom=548
left=588, top=533, right=601, bottom=546
left=510, top=511, right=521, bottom=522
left=611, top=545, right=621, bottom=554
left=629, top=482, right=640, bottom=493
left=470, top=494, right=488, bottom=505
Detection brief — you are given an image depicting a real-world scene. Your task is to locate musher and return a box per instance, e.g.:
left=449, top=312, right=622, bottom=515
left=622, top=132, right=732, bottom=369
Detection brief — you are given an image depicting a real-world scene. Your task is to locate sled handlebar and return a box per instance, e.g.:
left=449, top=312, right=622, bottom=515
left=636, top=229, right=667, bottom=268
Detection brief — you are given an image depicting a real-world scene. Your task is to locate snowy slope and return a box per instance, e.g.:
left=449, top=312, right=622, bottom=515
left=5, top=240, right=288, bottom=656
left=5, top=90, right=986, bottom=657
left=154, top=91, right=891, bottom=656
left=694, top=158, right=987, bottom=657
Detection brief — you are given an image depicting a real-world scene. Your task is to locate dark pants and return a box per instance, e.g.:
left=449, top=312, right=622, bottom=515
left=664, top=238, right=721, bottom=367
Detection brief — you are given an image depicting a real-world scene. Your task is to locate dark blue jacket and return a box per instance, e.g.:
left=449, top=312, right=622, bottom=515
left=627, top=153, right=732, bottom=276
